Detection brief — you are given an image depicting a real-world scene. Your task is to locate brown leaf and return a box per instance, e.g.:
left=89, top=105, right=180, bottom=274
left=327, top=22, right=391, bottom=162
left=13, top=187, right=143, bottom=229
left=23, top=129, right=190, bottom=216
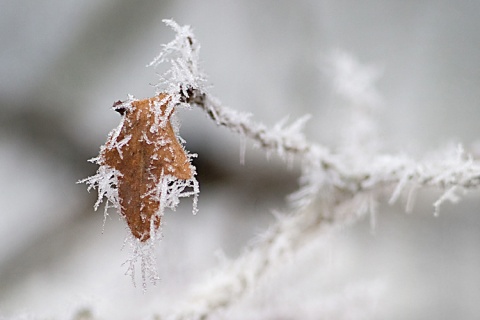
left=101, top=94, right=192, bottom=241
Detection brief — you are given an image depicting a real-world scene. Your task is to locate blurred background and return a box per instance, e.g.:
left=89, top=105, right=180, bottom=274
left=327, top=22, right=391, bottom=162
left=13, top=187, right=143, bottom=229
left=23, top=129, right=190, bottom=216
left=1, top=1, right=479, bottom=319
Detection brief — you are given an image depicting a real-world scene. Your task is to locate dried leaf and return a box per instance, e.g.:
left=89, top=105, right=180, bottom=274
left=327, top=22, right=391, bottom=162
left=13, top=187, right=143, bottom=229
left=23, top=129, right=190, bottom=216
left=100, top=94, right=193, bottom=241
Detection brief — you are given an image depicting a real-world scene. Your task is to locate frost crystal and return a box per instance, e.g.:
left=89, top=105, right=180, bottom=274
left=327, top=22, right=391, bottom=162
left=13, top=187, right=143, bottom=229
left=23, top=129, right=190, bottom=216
left=149, top=19, right=207, bottom=105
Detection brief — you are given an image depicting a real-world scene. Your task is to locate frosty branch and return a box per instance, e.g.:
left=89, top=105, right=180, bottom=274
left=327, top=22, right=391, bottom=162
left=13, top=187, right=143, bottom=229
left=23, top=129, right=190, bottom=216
left=152, top=21, right=480, bottom=319
left=81, top=19, right=480, bottom=318
left=166, top=89, right=480, bottom=319
left=182, top=80, right=480, bottom=212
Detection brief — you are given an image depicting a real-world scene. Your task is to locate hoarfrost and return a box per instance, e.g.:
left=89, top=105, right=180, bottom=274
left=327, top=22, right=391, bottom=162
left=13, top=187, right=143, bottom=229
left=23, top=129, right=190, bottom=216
left=78, top=18, right=480, bottom=315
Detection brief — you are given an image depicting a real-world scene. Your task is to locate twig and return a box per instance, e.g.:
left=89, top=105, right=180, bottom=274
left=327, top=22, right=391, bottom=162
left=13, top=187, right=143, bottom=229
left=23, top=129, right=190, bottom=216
left=152, top=21, right=480, bottom=318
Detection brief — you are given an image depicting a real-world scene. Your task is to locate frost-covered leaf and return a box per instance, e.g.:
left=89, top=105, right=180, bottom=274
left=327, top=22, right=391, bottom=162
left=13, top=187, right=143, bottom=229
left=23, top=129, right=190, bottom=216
left=83, top=94, right=197, bottom=242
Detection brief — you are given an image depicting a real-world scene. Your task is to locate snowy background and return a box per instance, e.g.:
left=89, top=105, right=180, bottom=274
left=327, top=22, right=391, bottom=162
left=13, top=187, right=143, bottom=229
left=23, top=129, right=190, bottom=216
left=1, top=1, right=480, bottom=319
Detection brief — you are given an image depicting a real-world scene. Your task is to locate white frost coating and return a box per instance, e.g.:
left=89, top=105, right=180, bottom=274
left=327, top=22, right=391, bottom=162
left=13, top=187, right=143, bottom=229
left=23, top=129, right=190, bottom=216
left=150, top=95, right=171, bottom=132
left=123, top=235, right=161, bottom=289
left=79, top=163, right=122, bottom=217
left=120, top=169, right=200, bottom=288
left=112, top=134, right=131, bottom=159
left=146, top=169, right=200, bottom=218
left=433, top=186, right=461, bottom=216
left=148, top=19, right=207, bottom=103
left=388, top=167, right=415, bottom=205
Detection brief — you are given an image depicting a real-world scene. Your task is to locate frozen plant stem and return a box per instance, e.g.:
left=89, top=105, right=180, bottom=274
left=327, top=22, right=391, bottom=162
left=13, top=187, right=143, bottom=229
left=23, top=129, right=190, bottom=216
left=165, top=88, right=480, bottom=319
left=183, top=87, right=480, bottom=207
left=154, top=21, right=480, bottom=318
left=81, top=19, right=480, bottom=317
